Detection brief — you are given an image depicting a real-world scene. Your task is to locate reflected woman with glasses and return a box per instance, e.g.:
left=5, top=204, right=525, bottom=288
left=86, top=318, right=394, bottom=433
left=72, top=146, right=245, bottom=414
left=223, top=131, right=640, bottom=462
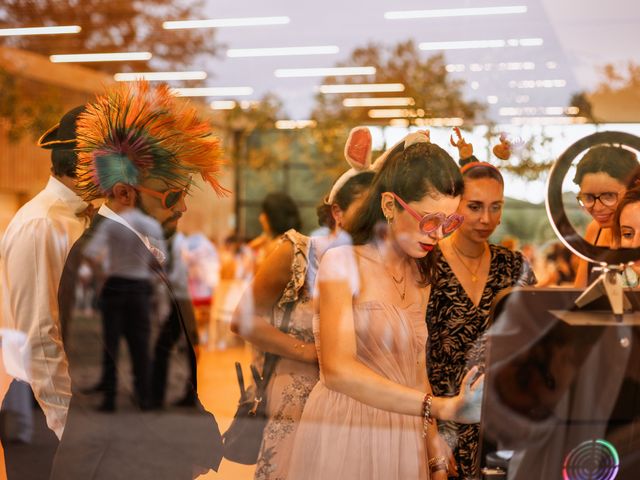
left=426, top=139, right=537, bottom=479
left=573, top=145, right=639, bottom=287
left=287, top=133, right=483, bottom=480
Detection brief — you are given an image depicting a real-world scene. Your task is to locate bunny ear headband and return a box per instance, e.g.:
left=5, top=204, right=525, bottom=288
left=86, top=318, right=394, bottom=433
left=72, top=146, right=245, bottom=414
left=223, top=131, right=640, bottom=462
left=326, top=127, right=373, bottom=204
left=371, top=129, right=431, bottom=172
left=326, top=128, right=432, bottom=204
left=450, top=127, right=503, bottom=174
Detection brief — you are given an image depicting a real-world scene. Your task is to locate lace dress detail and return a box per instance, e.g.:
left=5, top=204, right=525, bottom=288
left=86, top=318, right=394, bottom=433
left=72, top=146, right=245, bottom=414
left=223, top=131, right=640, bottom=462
left=254, top=229, right=320, bottom=480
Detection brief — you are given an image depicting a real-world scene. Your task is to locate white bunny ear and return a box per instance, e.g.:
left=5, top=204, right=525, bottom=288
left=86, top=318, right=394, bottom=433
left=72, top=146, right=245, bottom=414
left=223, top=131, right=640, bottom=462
left=404, top=129, right=430, bottom=149
left=344, top=127, right=372, bottom=170
left=372, top=129, right=431, bottom=171
left=327, top=127, right=374, bottom=204
left=372, top=139, right=401, bottom=172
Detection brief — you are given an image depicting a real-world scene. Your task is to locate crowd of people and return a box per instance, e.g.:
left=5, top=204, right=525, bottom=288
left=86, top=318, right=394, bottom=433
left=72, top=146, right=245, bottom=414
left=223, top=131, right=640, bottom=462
left=0, top=80, right=639, bottom=480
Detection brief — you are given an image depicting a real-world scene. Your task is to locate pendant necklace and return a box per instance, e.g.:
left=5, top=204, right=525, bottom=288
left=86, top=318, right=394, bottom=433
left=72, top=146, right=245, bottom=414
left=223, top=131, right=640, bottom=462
left=376, top=243, right=407, bottom=301
left=452, top=240, right=486, bottom=283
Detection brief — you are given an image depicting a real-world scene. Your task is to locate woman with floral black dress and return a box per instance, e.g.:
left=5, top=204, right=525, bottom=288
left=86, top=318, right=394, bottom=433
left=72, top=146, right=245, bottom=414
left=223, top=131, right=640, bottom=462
left=426, top=142, right=536, bottom=479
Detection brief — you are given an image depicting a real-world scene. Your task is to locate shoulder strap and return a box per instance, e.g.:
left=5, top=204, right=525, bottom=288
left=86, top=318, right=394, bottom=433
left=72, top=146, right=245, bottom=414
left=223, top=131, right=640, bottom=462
left=258, top=302, right=295, bottom=390
left=278, top=301, right=295, bottom=333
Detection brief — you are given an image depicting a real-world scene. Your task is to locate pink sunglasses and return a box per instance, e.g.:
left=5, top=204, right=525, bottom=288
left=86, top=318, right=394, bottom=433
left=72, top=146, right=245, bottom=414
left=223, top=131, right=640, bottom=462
left=388, top=192, right=464, bottom=237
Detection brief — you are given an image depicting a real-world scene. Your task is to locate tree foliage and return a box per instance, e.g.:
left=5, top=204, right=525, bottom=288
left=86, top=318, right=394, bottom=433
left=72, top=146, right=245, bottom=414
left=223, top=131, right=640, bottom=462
left=569, top=61, right=640, bottom=123
left=569, top=91, right=596, bottom=123
left=0, top=67, right=65, bottom=141
left=596, top=61, right=640, bottom=94
left=310, top=40, right=484, bottom=170
left=222, top=93, right=290, bottom=171
left=0, top=0, right=218, bottom=74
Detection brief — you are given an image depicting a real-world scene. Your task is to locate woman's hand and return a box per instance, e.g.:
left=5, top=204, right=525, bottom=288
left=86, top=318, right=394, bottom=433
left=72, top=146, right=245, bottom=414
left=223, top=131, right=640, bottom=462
left=428, top=433, right=458, bottom=478
left=448, top=366, right=484, bottom=424
left=437, top=433, right=459, bottom=477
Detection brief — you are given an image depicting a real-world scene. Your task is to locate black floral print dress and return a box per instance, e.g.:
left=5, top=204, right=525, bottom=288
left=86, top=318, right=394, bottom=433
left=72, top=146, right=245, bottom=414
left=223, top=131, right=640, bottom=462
left=426, top=243, right=536, bottom=479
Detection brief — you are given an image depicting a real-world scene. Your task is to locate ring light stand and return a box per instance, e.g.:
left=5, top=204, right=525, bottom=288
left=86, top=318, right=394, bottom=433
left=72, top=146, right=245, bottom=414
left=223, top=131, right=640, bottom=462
left=545, top=131, right=640, bottom=320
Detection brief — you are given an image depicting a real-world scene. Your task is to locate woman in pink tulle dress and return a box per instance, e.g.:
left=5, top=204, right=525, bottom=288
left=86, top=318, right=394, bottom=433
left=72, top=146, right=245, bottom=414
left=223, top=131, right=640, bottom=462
left=287, top=133, right=484, bottom=480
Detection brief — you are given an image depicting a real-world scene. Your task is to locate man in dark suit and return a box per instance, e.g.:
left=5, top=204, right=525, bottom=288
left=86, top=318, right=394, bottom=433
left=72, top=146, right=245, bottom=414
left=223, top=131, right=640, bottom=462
left=50, top=82, right=225, bottom=479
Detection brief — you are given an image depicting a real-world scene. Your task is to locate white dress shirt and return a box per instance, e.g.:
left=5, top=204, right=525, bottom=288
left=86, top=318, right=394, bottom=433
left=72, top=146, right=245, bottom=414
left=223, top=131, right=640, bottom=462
left=84, top=205, right=166, bottom=280
left=0, top=176, right=88, bottom=439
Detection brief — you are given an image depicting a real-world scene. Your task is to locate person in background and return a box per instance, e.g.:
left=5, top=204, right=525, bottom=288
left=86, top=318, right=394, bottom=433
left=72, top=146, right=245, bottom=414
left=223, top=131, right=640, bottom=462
left=426, top=132, right=536, bottom=479
left=208, top=235, right=254, bottom=350
left=500, top=235, right=518, bottom=251
left=0, top=106, right=89, bottom=479
left=573, top=145, right=638, bottom=287
left=151, top=231, right=201, bottom=408
left=288, top=132, right=483, bottom=480
left=520, top=243, right=536, bottom=265
left=249, top=192, right=302, bottom=268
left=520, top=243, right=541, bottom=279
left=183, top=233, right=220, bottom=307
left=82, top=207, right=166, bottom=412
left=232, top=127, right=375, bottom=480
left=536, top=242, right=576, bottom=287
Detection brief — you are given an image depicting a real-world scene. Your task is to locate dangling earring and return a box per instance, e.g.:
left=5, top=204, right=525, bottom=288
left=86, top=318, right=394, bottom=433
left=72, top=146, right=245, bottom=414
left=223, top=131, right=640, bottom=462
left=386, top=215, right=393, bottom=225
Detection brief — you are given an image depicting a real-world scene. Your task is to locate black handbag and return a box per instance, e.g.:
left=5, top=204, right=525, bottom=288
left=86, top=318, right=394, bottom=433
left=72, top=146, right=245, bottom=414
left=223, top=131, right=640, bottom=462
left=222, top=303, right=294, bottom=465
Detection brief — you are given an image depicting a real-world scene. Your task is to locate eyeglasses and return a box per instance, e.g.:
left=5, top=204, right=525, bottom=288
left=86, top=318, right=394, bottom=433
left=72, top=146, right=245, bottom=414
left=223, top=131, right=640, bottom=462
left=388, top=192, right=464, bottom=237
left=135, top=185, right=189, bottom=209
left=576, top=192, right=619, bottom=209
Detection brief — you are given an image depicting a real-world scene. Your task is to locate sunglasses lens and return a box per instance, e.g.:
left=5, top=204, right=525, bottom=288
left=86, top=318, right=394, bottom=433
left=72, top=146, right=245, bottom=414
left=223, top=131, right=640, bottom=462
left=164, top=189, right=184, bottom=208
left=419, top=214, right=464, bottom=236
left=419, top=215, right=443, bottom=234
left=443, top=216, right=464, bottom=235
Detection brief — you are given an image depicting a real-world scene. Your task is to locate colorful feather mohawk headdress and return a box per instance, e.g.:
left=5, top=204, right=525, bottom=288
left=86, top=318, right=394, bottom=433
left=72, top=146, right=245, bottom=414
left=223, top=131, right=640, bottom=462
left=75, top=81, right=226, bottom=200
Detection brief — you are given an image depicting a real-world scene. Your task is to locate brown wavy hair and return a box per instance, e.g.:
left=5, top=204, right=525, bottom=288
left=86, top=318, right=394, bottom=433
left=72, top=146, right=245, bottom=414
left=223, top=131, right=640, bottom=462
left=347, top=141, right=464, bottom=285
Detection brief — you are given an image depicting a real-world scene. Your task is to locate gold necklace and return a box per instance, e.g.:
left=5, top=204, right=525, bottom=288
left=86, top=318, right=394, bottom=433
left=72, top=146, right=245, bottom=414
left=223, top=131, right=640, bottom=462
left=376, top=243, right=407, bottom=301
left=452, top=238, right=485, bottom=259
left=452, top=241, right=486, bottom=282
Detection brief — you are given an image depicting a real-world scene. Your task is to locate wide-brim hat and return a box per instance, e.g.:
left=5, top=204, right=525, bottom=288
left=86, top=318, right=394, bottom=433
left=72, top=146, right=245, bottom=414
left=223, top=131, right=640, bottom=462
left=37, top=105, right=86, bottom=150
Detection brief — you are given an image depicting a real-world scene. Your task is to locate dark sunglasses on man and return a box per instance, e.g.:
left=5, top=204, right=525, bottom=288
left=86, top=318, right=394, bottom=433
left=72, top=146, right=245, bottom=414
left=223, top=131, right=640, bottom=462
left=135, top=185, right=190, bottom=209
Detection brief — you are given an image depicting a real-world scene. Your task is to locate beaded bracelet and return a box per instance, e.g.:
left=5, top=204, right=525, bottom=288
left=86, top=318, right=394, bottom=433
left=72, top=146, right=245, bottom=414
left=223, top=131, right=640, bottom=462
left=421, top=393, right=433, bottom=438
left=429, top=461, right=448, bottom=474
left=428, top=456, right=447, bottom=468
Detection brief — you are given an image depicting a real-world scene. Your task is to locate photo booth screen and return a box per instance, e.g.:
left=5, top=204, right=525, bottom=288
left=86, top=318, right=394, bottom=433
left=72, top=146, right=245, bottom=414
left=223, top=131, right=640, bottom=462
left=478, top=287, right=640, bottom=480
